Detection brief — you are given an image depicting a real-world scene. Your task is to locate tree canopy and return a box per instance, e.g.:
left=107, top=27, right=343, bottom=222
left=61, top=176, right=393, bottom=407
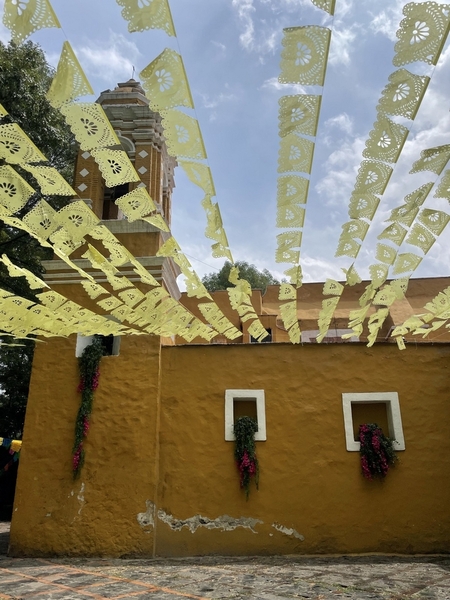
left=202, top=261, right=280, bottom=293
left=0, top=41, right=76, bottom=438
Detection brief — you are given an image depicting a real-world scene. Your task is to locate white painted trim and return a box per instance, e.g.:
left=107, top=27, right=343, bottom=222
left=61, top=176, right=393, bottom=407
left=225, top=389, right=266, bottom=441
left=342, top=392, right=405, bottom=452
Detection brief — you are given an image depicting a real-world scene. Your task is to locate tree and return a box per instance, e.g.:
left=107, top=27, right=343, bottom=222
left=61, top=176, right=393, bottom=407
left=202, top=261, right=280, bottom=293
left=0, top=41, right=76, bottom=438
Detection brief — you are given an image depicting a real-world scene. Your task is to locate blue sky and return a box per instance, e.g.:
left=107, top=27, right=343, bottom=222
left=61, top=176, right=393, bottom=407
left=1, top=0, right=450, bottom=284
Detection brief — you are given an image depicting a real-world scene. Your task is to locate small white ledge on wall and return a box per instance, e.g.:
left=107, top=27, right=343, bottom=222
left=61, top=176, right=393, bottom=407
left=342, top=392, right=405, bottom=452
left=225, top=389, right=266, bottom=441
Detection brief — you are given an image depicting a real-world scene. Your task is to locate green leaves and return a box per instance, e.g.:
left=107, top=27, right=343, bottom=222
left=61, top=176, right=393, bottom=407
left=202, top=261, right=279, bottom=293
left=234, top=416, right=259, bottom=499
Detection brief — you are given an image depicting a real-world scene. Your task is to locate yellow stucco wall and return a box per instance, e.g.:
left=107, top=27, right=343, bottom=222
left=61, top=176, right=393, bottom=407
left=11, top=341, right=450, bottom=557
left=10, top=334, right=162, bottom=557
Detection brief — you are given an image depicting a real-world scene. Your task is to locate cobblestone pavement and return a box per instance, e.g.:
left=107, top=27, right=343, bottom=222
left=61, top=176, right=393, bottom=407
left=1, top=523, right=450, bottom=600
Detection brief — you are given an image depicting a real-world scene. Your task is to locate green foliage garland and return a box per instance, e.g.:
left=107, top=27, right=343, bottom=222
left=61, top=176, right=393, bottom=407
left=234, top=416, right=259, bottom=499
left=359, top=423, right=398, bottom=480
left=73, top=337, right=104, bottom=478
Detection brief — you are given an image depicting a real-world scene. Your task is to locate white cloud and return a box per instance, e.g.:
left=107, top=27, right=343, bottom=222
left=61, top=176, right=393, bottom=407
left=200, top=92, right=237, bottom=110
left=368, top=0, right=404, bottom=41
left=300, top=255, right=343, bottom=282
left=324, top=113, right=354, bottom=135
left=75, top=32, right=141, bottom=84
left=232, top=0, right=256, bottom=50
left=315, top=136, right=366, bottom=207
left=329, top=25, right=358, bottom=66
left=211, top=40, right=227, bottom=55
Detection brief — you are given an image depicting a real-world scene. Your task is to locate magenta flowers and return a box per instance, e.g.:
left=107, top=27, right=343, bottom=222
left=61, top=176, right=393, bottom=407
left=359, top=423, right=397, bottom=480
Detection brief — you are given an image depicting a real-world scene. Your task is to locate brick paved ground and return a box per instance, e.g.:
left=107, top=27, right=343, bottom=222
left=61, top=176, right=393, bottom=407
left=1, top=522, right=450, bottom=599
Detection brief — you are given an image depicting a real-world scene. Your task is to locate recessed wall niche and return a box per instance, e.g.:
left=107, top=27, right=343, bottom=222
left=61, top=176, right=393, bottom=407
left=224, top=389, right=266, bottom=441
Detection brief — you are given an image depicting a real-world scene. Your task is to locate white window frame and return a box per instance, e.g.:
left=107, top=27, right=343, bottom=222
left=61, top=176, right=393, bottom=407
left=225, top=389, right=266, bottom=441
left=342, top=392, right=405, bottom=452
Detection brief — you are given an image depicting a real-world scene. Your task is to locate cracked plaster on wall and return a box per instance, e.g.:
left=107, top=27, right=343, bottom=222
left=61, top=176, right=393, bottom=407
left=272, top=522, right=304, bottom=540
left=137, top=500, right=156, bottom=532
left=137, top=501, right=262, bottom=534
left=77, top=483, right=85, bottom=516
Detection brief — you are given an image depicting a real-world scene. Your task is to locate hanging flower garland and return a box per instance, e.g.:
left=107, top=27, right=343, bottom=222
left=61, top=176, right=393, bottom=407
left=359, top=423, right=397, bottom=480
left=72, top=337, right=104, bottom=478
left=234, top=416, right=259, bottom=499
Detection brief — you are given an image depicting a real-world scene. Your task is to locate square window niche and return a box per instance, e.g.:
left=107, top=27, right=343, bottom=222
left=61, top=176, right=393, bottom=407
left=342, top=392, right=405, bottom=452
left=76, top=334, right=120, bottom=358
left=225, top=390, right=266, bottom=441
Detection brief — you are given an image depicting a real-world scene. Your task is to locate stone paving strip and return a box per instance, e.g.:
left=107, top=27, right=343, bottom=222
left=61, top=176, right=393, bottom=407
left=1, top=525, right=450, bottom=599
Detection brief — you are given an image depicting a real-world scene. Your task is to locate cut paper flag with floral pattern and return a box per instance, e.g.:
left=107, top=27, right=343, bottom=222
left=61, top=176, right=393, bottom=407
left=49, top=228, right=83, bottom=257
left=335, top=237, right=361, bottom=259
left=278, top=95, right=321, bottom=138
left=310, top=0, right=336, bottom=15
left=353, top=161, right=393, bottom=195
left=116, top=0, right=176, bottom=36
left=60, top=103, right=120, bottom=151
left=276, top=202, right=305, bottom=228
left=393, top=252, right=423, bottom=275
left=161, top=110, right=206, bottom=160
left=317, top=296, right=341, bottom=343
left=21, top=165, right=76, bottom=196
left=0, top=105, right=8, bottom=118
left=343, top=264, right=362, bottom=287
left=90, top=149, right=140, bottom=187
left=140, top=48, right=194, bottom=112
left=418, top=208, right=450, bottom=235
left=0, top=165, right=35, bottom=212
left=279, top=26, right=331, bottom=86
left=376, top=243, right=397, bottom=265
left=404, top=182, right=434, bottom=208
left=278, top=134, right=314, bottom=174
left=22, top=199, right=58, bottom=240
left=323, top=279, right=344, bottom=296
left=277, top=175, right=309, bottom=205
left=179, top=160, right=215, bottom=196
left=279, top=300, right=298, bottom=330
left=388, top=204, right=420, bottom=227
left=369, top=263, right=390, bottom=288
left=362, top=116, right=409, bottom=164
left=0, top=123, right=47, bottom=164
left=340, top=220, right=369, bottom=241
left=284, top=264, right=303, bottom=287
left=378, top=222, right=408, bottom=246
left=434, top=170, right=450, bottom=199
left=376, top=69, right=430, bottom=120
left=54, top=200, right=100, bottom=242
left=275, top=231, right=302, bottom=263
left=2, top=0, right=60, bottom=44
left=202, top=195, right=233, bottom=262
left=279, top=283, right=297, bottom=301
left=410, top=144, right=450, bottom=175
left=393, top=1, right=450, bottom=67
left=80, top=281, right=108, bottom=300
left=406, top=223, right=436, bottom=253
left=115, top=187, right=156, bottom=221
left=348, top=193, right=380, bottom=220
left=46, top=42, right=94, bottom=109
